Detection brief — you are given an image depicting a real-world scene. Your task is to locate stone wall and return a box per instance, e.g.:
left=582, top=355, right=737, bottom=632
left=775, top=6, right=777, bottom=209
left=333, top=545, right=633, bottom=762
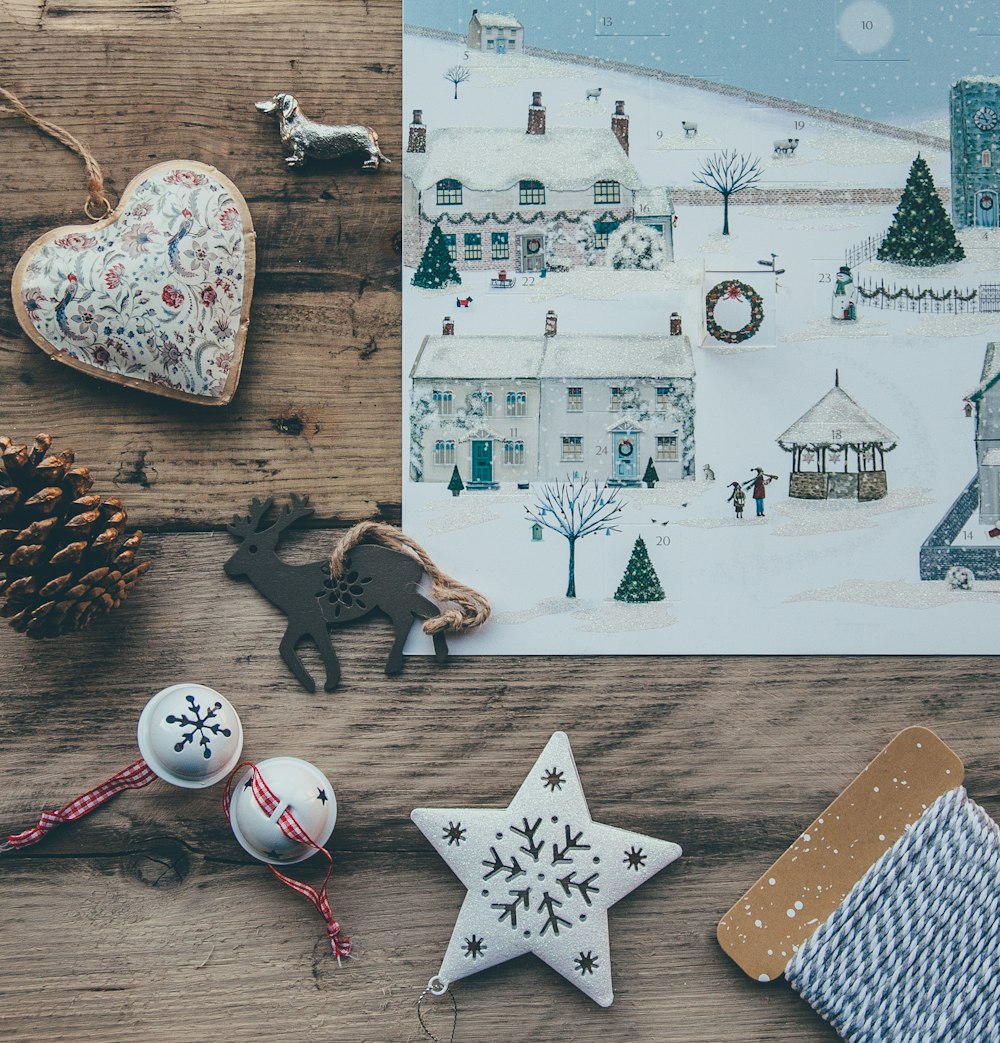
left=858, top=471, right=888, bottom=501
left=789, top=472, right=828, bottom=499
left=828, top=472, right=859, bottom=499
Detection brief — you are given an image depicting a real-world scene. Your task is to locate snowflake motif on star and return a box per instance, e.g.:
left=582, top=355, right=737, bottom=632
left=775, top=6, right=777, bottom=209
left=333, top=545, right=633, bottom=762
left=165, top=694, right=233, bottom=759
left=411, top=731, right=682, bottom=1007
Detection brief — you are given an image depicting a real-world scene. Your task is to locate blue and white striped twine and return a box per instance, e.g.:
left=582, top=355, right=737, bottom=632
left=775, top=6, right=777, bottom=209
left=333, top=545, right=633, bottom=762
left=785, top=787, right=1000, bottom=1043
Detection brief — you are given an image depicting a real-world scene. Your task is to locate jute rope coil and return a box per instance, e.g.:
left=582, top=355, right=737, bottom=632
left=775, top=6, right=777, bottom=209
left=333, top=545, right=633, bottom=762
left=785, top=786, right=1000, bottom=1042
left=0, top=85, right=113, bottom=219
left=328, top=521, right=491, bottom=636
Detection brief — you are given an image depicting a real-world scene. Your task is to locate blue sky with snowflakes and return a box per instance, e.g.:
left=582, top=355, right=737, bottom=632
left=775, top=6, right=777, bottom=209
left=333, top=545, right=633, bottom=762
left=405, top=0, right=998, bottom=122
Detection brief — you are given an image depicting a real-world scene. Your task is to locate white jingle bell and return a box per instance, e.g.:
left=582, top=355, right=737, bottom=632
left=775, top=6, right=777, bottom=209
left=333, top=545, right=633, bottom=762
left=228, top=757, right=337, bottom=865
left=137, top=683, right=244, bottom=788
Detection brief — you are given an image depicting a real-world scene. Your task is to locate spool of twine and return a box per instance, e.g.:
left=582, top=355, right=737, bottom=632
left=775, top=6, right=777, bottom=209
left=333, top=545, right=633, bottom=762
left=785, top=786, right=1000, bottom=1042
left=327, top=521, right=491, bottom=636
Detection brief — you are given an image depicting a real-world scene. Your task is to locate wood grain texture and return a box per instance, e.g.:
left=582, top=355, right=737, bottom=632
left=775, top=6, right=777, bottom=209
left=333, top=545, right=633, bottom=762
left=0, top=4, right=997, bottom=1042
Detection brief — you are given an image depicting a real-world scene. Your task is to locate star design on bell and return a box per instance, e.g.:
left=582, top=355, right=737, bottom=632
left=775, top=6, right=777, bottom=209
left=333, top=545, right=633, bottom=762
left=411, top=731, right=681, bottom=1007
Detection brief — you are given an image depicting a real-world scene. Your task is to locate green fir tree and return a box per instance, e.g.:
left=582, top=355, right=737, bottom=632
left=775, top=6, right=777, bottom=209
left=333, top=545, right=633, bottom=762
left=613, top=536, right=665, bottom=603
left=448, top=465, right=464, bottom=497
left=877, top=154, right=965, bottom=267
left=412, top=222, right=462, bottom=289
left=643, top=456, right=659, bottom=488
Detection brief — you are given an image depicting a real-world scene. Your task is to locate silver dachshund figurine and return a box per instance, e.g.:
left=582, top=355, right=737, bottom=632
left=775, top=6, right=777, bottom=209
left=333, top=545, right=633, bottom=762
left=255, top=92, right=390, bottom=171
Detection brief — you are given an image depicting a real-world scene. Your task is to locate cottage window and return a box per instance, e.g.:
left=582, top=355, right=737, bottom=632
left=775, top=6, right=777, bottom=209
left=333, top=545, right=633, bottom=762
left=491, top=231, right=510, bottom=260
left=442, top=233, right=457, bottom=261
left=610, top=386, right=625, bottom=411
left=486, top=38, right=494, bottom=48
left=506, top=391, right=527, bottom=417
left=983, top=150, right=992, bottom=168
left=561, top=436, right=584, bottom=462
left=594, top=180, right=621, bottom=204
left=503, top=440, right=525, bottom=465
left=436, top=179, right=463, bottom=205
left=434, top=440, right=456, bottom=466
left=656, top=436, right=678, bottom=462
left=433, top=389, right=454, bottom=415
left=464, top=232, right=483, bottom=260
left=519, top=180, right=546, bottom=205
left=655, top=387, right=671, bottom=411
left=593, top=220, right=619, bottom=249
left=481, top=391, right=494, bottom=417
left=566, top=387, right=583, bottom=412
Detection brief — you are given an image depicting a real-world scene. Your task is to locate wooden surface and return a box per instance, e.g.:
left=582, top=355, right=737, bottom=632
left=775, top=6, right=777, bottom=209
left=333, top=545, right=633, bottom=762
left=0, top=4, right=997, bottom=1041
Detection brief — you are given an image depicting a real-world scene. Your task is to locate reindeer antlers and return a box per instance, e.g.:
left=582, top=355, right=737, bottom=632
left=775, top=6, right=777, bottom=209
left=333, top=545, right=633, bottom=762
left=226, top=494, right=314, bottom=540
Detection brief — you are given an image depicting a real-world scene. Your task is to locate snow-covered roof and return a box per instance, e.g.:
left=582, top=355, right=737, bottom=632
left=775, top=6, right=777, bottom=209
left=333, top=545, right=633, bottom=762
left=776, top=385, right=898, bottom=449
left=410, top=333, right=694, bottom=380
left=405, top=127, right=644, bottom=193
left=471, top=11, right=522, bottom=28
left=634, top=186, right=674, bottom=216
left=969, top=342, right=1000, bottom=402
left=954, top=76, right=1000, bottom=87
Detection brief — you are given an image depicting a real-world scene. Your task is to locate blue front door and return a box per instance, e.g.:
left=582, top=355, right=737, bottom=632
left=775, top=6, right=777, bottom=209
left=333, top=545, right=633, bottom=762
left=975, top=191, right=998, bottom=227
left=472, top=440, right=493, bottom=482
left=613, top=432, right=638, bottom=480
left=496, top=40, right=506, bottom=54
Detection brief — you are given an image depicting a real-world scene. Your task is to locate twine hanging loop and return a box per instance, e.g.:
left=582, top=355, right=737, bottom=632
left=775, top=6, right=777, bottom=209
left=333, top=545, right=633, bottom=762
left=0, top=85, right=113, bottom=219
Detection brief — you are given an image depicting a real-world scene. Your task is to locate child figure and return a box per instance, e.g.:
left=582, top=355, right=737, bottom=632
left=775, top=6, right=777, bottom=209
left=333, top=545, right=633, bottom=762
left=727, top=481, right=746, bottom=519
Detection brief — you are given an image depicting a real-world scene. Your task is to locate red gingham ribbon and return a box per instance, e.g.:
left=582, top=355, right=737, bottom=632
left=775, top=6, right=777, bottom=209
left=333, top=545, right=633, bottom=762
left=224, top=763, right=351, bottom=963
left=1, top=757, right=158, bottom=852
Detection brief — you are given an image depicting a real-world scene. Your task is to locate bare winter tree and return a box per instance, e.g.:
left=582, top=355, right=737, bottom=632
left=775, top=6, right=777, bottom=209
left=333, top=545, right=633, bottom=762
left=525, top=476, right=626, bottom=597
left=444, top=65, right=471, bottom=100
left=693, top=150, right=763, bottom=235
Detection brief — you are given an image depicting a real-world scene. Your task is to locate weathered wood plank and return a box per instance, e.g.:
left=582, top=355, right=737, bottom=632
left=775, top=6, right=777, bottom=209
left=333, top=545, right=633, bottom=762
left=1, top=532, right=997, bottom=1040
left=0, top=0, right=403, bottom=528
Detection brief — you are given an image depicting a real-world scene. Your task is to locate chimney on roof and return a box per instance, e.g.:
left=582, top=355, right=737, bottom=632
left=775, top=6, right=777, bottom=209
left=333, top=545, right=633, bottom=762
left=442, top=315, right=454, bottom=336
left=472, top=8, right=477, bottom=15
left=408, top=109, right=426, bottom=153
left=612, top=100, right=629, bottom=155
left=544, top=310, right=558, bottom=337
left=527, top=91, right=546, bottom=136
left=670, top=312, right=682, bottom=336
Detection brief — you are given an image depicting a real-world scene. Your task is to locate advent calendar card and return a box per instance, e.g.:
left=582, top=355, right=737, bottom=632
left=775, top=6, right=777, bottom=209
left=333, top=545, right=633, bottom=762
left=401, top=0, right=1000, bottom=655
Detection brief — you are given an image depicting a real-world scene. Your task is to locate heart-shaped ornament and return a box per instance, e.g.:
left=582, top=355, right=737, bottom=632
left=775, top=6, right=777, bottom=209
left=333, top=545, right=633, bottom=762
left=12, top=161, right=256, bottom=406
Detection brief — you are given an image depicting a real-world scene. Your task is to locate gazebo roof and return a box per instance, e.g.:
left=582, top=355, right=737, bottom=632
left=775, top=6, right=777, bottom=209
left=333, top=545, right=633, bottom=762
left=777, top=382, right=898, bottom=450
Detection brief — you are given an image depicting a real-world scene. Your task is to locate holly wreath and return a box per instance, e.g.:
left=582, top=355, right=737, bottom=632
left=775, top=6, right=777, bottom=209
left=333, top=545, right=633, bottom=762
left=705, top=279, right=765, bottom=345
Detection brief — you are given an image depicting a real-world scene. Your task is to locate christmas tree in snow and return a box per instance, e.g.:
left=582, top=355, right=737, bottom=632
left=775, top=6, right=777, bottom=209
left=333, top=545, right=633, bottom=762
left=614, top=536, right=665, bottom=603
left=448, top=465, right=464, bottom=497
left=877, top=155, right=965, bottom=267
left=412, top=222, right=462, bottom=289
left=643, top=456, right=659, bottom=488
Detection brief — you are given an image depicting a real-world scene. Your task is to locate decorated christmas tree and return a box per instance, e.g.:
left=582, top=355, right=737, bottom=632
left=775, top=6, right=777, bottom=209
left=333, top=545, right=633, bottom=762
left=877, top=155, right=965, bottom=267
left=613, top=536, right=665, bottom=603
left=643, top=456, right=659, bottom=488
left=412, top=223, right=462, bottom=289
left=448, top=465, right=464, bottom=497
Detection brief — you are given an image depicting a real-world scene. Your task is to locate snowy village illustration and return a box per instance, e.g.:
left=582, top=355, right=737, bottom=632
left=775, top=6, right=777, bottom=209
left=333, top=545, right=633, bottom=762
left=402, top=1, right=1000, bottom=655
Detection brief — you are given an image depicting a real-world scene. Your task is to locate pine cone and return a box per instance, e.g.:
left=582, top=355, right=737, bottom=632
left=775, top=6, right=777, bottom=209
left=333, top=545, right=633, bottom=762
left=0, top=433, right=151, bottom=638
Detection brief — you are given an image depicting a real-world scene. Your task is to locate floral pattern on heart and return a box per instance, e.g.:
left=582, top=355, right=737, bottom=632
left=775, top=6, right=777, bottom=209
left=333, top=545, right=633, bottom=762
left=18, top=165, right=248, bottom=399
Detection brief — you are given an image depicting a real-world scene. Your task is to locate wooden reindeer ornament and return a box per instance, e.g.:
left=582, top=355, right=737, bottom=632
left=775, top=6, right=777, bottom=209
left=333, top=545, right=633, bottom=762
left=224, top=495, right=490, bottom=692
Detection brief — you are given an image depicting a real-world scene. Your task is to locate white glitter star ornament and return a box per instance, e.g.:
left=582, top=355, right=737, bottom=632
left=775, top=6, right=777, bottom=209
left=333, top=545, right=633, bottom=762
left=411, top=731, right=681, bottom=1007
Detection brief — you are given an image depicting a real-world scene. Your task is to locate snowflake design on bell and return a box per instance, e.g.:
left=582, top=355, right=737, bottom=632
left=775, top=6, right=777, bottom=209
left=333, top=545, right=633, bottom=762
left=411, top=731, right=682, bottom=1007
left=166, top=694, right=233, bottom=759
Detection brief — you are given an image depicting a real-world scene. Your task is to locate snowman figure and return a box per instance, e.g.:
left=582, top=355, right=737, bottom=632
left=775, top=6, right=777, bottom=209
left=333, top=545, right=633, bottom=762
left=831, top=264, right=858, bottom=321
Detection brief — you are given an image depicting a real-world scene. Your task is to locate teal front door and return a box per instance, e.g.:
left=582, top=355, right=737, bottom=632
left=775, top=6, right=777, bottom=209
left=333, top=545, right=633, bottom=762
left=613, top=432, right=638, bottom=480
left=975, top=191, right=998, bottom=228
left=472, top=440, right=493, bottom=482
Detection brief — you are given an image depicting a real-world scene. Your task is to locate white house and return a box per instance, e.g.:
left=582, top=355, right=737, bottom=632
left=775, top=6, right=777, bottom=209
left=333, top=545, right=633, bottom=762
left=409, top=311, right=695, bottom=487
left=404, top=93, right=674, bottom=272
left=467, top=9, right=524, bottom=54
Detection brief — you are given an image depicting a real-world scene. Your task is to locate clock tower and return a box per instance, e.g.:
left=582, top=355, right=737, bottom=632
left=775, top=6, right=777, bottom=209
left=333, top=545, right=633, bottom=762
left=950, top=77, right=1000, bottom=228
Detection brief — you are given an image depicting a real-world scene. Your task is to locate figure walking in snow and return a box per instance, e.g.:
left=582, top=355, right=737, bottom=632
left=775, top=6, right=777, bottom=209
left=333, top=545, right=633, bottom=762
left=831, top=264, right=857, bottom=321
left=743, top=467, right=777, bottom=517
left=727, top=481, right=745, bottom=519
